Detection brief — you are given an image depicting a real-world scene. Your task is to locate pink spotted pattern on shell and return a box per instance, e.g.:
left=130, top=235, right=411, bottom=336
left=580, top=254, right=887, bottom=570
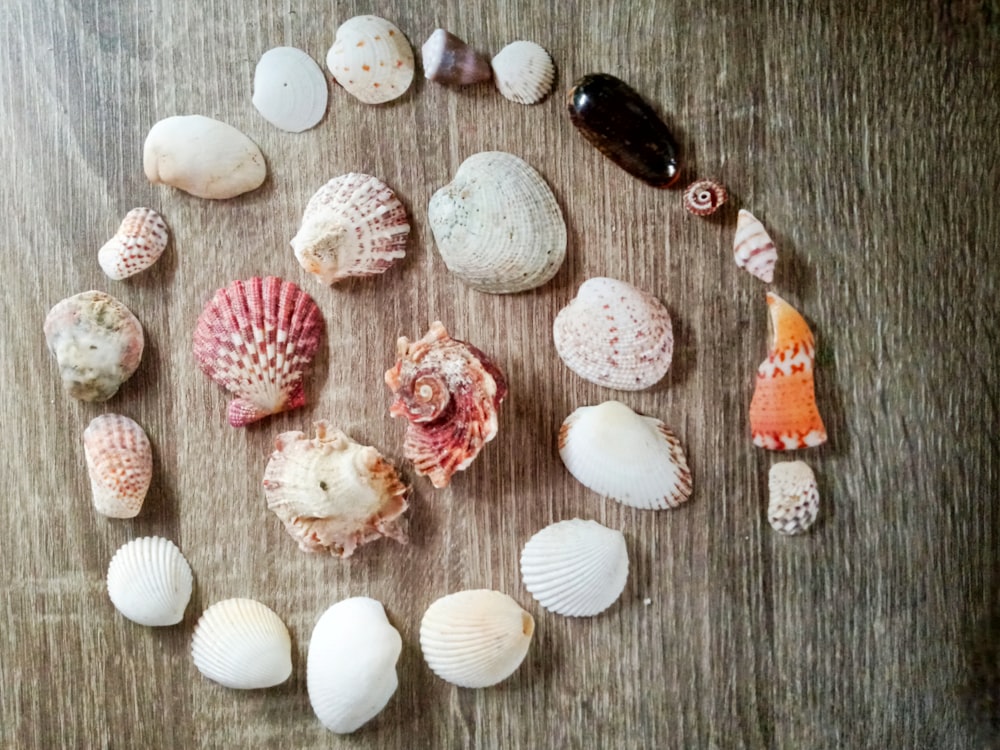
left=682, top=180, right=727, bottom=217
left=98, top=207, right=169, bottom=280
left=83, top=414, right=152, bottom=518
left=192, top=277, right=324, bottom=427
left=384, top=321, right=507, bottom=488
left=734, top=209, right=778, bottom=283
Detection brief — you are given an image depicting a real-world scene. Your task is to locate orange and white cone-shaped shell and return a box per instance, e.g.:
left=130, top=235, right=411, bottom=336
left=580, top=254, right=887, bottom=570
left=749, top=293, right=827, bottom=450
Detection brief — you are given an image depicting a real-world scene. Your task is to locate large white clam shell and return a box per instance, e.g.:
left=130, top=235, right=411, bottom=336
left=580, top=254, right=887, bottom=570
left=491, top=40, right=555, bottom=105
left=191, top=598, right=292, bottom=689
left=252, top=47, right=328, bottom=133
left=420, top=589, right=534, bottom=688
left=106, top=536, right=193, bottom=627
left=326, top=15, right=414, bottom=104
left=768, top=460, right=819, bottom=534
left=520, top=519, right=628, bottom=617
left=428, top=151, right=566, bottom=294
left=307, top=597, right=402, bottom=734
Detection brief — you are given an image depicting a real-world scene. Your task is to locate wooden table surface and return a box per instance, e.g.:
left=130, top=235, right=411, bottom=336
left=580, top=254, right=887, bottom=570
left=2, top=1, right=999, bottom=748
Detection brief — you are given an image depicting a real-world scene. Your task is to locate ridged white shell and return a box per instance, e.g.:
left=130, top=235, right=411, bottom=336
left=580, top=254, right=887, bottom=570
left=734, top=209, right=778, bottom=283
left=520, top=519, right=628, bottom=617
left=106, top=537, right=193, bottom=627
left=83, top=414, right=152, bottom=518
left=420, top=589, right=534, bottom=688
left=252, top=47, right=328, bottom=132
left=558, top=401, right=693, bottom=510
left=307, top=597, right=402, bottom=734
left=326, top=15, right=414, bottom=104
left=768, top=461, right=820, bottom=534
left=427, top=151, right=566, bottom=293
left=191, top=598, right=292, bottom=689
left=98, top=207, right=169, bottom=280
left=491, top=41, right=555, bottom=105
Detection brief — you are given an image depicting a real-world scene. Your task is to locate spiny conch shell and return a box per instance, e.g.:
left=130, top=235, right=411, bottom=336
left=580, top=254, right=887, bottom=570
left=553, top=277, right=673, bottom=391
left=491, top=40, right=555, bottom=105
left=98, top=207, right=169, bottom=280
left=749, top=293, right=827, bottom=450
left=520, top=519, right=629, bottom=617
left=191, top=598, right=292, bottom=690
left=734, top=209, right=778, bottom=283
left=192, top=277, right=324, bottom=427
left=262, top=421, right=409, bottom=558
left=768, top=461, right=820, bottom=535
left=326, top=15, right=414, bottom=104
left=106, top=536, right=193, bottom=626
left=290, top=173, right=410, bottom=285
left=143, top=115, right=266, bottom=199
left=558, top=400, right=693, bottom=510
left=83, top=414, right=152, bottom=518
left=421, top=29, right=491, bottom=85
left=420, top=590, right=534, bottom=688
left=683, top=180, right=727, bottom=217
left=384, top=321, right=507, bottom=488
left=44, top=290, right=144, bottom=402
left=427, top=151, right=566, bottom=294
left=252, top=47, right=328, bottom=133
left=307, top=597, right=402, bottom=734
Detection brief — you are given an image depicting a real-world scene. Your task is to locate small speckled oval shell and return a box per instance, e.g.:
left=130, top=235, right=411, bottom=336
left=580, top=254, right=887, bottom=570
left=83, top=414, right=152, bottom=518
left=106, top=536, right=193, bottom=626
left=98, top=207, right=169, bottom=280
left=768, top=461, right=820, bottom=534
left=734, top=209, right=778, bottom=283
left=191, top=598, right=292, bottom=689
left=326, top=15, right=414, bottom=104
left=491, top=40, right=555, bottom=104
left=252, top=46, right=328, bottom=133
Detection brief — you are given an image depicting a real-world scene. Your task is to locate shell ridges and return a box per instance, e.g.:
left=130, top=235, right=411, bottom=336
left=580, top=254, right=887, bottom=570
left=106, top=536, right=193, bottom=626
left=326, top=15, right=414, bottom=104
left=98, top=207, right=169, bottom=280
left=191, top=598, right=292, bottom=689
left=83, top=414, right=152, bottom=518
left=768, top=461, right=820, bottom=534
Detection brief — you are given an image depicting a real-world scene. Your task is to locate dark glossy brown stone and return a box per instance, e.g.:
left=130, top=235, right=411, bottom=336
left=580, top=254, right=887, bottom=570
left=567, top=73, right=681, bottom=188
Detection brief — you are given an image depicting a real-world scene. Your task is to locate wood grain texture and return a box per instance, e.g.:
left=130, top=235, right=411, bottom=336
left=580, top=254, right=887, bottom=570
left=2, top=1, right=999, bottom=747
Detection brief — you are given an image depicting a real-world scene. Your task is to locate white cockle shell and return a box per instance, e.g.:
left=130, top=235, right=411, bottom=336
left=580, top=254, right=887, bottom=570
left=558, top=400, right=693, bottom=510
left=252, top=47, right=328, bottom=133
left=491, top=40, right=555, bottom=105
left=420, top=589, right=534, bottom=688
left=307, top=597, right=402, bottom=734
left=427, top=151, right=566, bottom=294
left=83, top=414, right=152, bottom=518
left=191, top=598, right=293, bottom=689
left=98, top=207, right=169, bottom=280
left=734, top=209, right=778, bottom=283
left=326, top=15, right=414, bottom=104
left=768, top=461, right=820, bottom=534
left=520, top=519, right=629, bottom=617
left=106, top=536, right=193, bottom=627
left=553, top=277, right=673, bottom=390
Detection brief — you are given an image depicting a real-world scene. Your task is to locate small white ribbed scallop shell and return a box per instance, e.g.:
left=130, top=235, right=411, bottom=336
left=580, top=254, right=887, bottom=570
left=98, top=207, right=169, bottom=280
left=520, top=519, right=628, bottom=617
left=326, top=15, right=414, bottom=104
left=191, top=598, right=292, bottom=689
left=491, top=41, right=555, bottom=104
left=252, top=47, right=328, bottom=133
left=106, top=537, right=193, bottom=627
left=307, top=597, right=402, bottom=734
left=734, top=209, right=778, bottom=283
left=420, top=589, right=534, bottom=688
left=83, top=414, right=152, bottom=518
left=768, top=461, right=820, bottom=534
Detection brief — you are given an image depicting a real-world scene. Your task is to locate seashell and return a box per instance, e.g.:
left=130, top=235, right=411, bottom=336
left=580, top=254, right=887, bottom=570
left=262, top=421, right=409, bottom=558
left=326, top=15, right=414, bottom=105
left=106, top=536, right=193, bottom=626
left=420, top=590, right=534, bottom=688
left=567, top=73, right=681, bottom=188
left=98, top=207, right=169, bottom=280
left=290, top=173, right=410, bottom=285
left=421, top=29, right=491, bottom=85
left=252, top=46, right=328, bottom=133
left=683, top=180, right=728, bottom=217
left=520, top=519, right=629, bottom=617
left=427, top=151, right=566, bottom=294
left=385, top=321, right=507, bottom=488
left=83, top=414, right=152, bottom=518
left=749, top=293, right=827, bottom=450
left=192, top=277, right=324, bottom=427
left=558, top=400, right=693, bottom=510
left=553, top=277, right=673, bottom=391
left=734, top=209, right=778, bottom=283
left=307, top=597, right=402, bottom=733
left=44, top=290, right=144, bottom=402
left=768, top=461, right=820, bottom=534
left=491, top=40, right=555, bottom=105
left=191, top=598, right=292, bottom=689
left=143, top=115, right=266, bottom=199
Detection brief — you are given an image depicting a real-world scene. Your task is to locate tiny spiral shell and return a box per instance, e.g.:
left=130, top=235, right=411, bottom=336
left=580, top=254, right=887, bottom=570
left=682, top=180, right=727, bottom=216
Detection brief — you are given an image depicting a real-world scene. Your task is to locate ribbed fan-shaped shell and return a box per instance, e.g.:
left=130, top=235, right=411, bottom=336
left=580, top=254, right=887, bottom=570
left=326, top=15, right=414, bottom=104
left=106, top=536, right=193, bottom=626
left=191, top=598, right=292, bottom=689
left=734, top=209, right=778, bottom=283
left=252, top=47, right=328, bottom=133
left=421, top=29, right=491, bottom=85
left=98, top=207, right=169, bottom=280
left=83, top=414, right=152, bottom=518
left=491, top=41, right=555, bottom=104
left=768, top=461, right=820, bottom=534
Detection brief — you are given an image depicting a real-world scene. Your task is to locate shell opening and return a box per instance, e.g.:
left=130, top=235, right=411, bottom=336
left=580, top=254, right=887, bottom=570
left=521, top=612, right=535, bottom=637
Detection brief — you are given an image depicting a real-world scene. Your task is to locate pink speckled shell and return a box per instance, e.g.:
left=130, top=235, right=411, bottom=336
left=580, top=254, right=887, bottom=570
left=98, top=207, right=169, bottom=280
left=83, top=414, right=152, bottom=518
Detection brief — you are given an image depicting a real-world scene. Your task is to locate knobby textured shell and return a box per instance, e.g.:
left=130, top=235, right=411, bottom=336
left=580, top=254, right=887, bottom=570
left=420, top=590, right=534, bottom=688
left=192, top=277, right=324, bottom=427
left=191, top=598, right=293, bottom=689
left=427, top=151, right=566, bottom=294
left=106, top=536, right=193, bottom=627
left=749, top=293, right=827, bottom=449
left=421, top=29, right=491, bottom=85
left=326, top=15, right=414, bottom=104
left=262, top=421, right=409, bottom=558
left=98, top=207, right=169, bottom=280
left=734, top=209, right=778, bottom=283
left=290, top=173, right=410, bottom=285
left=307, top=597, right=402, bottom=734
left=83, top=414, right=152, bottom=518
left=385, top=321, right=507, bottom=488
left=768, top=461, right=820, bottom=534
left=520, top=519, right=629, bottom=617
left=553, top=277, right=673, bottom=390
left=252, top=46, right=328, bottom=132
left=44, top=290, right=144, bottom=402
left=491, top=40, right=555, bottom=104
left=559, top=401, right=693, bottom=510
left=682, top=180, right=728, bottom=217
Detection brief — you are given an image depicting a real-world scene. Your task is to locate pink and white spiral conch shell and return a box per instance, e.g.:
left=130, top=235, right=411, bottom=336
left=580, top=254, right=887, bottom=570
left=83, top=414, right=152, bottom=518
left=98, top=207, right=169, bottom=280
left=734, top=209, right=778, bottom=283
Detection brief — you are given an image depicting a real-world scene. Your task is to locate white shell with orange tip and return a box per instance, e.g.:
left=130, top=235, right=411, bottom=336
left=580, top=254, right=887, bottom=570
left=326, top=15, right=414, bottom=104
left=768, top=461, right=820, bottom=534
left=83, top=414, right=152, bottom=518
left=191, top=598, right=292, bottom=689
left=106, top=536, right=193, bottom=626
